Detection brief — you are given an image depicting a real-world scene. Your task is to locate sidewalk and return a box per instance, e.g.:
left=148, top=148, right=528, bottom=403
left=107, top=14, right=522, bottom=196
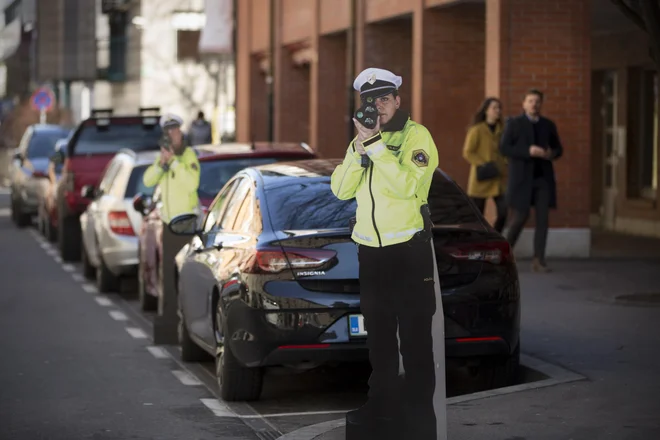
left=308, top=259, right=660, bottom=439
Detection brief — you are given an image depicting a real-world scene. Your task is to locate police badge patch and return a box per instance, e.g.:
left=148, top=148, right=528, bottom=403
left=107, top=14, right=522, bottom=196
left=411, top=149, right=429, bottom=167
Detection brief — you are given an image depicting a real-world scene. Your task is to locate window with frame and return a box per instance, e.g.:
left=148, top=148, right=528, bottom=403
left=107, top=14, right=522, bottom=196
left=217, top=180, right=252, bottom=231
left=228, top=187, right=259, bottom=234
left=203, top=179, right=239, bottom=234
left=98, top=160, right=122, bottom=195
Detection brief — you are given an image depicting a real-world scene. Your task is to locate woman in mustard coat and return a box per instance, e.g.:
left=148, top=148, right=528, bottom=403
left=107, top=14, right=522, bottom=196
left=462, top=97, right=508, bottom=233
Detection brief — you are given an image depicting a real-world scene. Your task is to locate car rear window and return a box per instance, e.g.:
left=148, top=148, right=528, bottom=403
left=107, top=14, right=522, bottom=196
left=265, top=180, right=357, bottom=231
left=27, top=130, right=70, bottom=158
left=197, top=157, right=284, bottom=199
left=72, top=123, right=162, bottom=155
left=125, top=165, right=154, bottom=198
left=428, top=172, right=482, bottom=225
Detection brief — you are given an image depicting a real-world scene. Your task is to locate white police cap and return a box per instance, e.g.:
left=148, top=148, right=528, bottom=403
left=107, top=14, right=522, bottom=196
left=159, top=113, right=183, bottom=129
left=353, top=68, right=403, bottom=99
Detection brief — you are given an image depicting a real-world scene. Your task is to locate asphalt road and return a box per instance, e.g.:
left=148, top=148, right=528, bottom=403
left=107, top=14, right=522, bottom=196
left=0, top=190, right=258, bottom=440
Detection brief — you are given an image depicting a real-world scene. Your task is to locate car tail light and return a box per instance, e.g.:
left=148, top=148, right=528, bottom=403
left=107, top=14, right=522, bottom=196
left=443, top=240, right=511, bottom=265
left=201, top=205, right=209, bottom=215
left=243, top=247, right=337, bottom=274
left=108, top=211, right=135, bottom=236
left=33, top=170, right=47, bottom=178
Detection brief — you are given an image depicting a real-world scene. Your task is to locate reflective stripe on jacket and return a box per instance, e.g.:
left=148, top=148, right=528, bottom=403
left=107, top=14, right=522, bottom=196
left=331, top=118, right=439, bottom=248
left=143, top=147, right=201, bottom=223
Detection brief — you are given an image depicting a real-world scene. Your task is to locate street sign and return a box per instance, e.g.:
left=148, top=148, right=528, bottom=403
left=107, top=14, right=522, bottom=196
left=30, top=87, right=55, bottom=112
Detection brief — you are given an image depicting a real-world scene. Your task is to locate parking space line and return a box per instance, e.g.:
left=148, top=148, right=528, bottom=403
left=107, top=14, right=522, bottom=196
left=81, top=284, right=98, bottom=294
left=71, top=273, right=85, bottom=282
left=61, top=263, right=76, bottom=272
left=172, top=370, right=203, bottom=386
left=40, top=242, right=51, bottom=250
left=125, top=327, right=148, bottom=339
left=54, top=256, right=62, bottom=263
left=245, top=410, right=350, bottom=419
left=109, top=310, right=128, bottom=321
left=95, top=297, right=113, bottom=307
left=46, top=248, right=58, bottom=257
left=200, top=398, right=237, bottom=418
left=146, top=346, right=170, bottom=359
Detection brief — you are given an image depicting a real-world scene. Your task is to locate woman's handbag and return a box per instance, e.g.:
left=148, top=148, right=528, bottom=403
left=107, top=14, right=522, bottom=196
left=476, top=161, right=499, bottom=181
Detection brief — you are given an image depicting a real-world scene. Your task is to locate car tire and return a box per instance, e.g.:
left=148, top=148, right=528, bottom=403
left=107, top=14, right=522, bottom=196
left=215, top=340, right=263, bottom=402
left=81, top=241, right=96, bottom=280
left=178, top=312, right=209, bottom=362
left=12, top=199, right=31, bottom=228
left=96, top=257, right=119, bottom=293
left=138, top=259, right=157, bottom=311
left=59, top=213, right=81, bottom=262
left=483, top=343, right=520, bottom=389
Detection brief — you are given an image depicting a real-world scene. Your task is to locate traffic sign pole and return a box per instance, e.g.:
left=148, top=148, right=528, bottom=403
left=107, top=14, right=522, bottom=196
left=40, top=108, right=46, bottom=124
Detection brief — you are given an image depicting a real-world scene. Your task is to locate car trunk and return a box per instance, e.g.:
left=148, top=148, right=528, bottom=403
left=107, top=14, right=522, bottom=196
left=273, top=223, right=493, bottom=294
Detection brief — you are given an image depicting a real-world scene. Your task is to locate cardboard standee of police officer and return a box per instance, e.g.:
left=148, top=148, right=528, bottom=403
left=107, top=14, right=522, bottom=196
left=142, top=113, right=201, bottom=344
left=331, top=68, right=447, bottom=440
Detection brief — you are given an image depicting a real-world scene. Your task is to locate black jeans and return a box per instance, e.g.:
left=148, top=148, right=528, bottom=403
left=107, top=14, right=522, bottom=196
left=358, top=238, right=437, bottom=439
left=505, top=178, right=550, bottom=264
left=470, top=194, right=508, bottom=233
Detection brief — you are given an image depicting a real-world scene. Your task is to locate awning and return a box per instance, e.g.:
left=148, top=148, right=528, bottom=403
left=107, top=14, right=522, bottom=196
left=0, top=20, right=21, bottom=62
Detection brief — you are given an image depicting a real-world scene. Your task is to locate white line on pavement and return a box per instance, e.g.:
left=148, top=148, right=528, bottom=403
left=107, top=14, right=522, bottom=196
left=200, top=399, right=237, bottom=418
left=81, top=284, right=98, bottom=294
left=54, top=256, right=62, bottom=263
left=109, top=310, right=128, bottom=321
left=46, top=248, right=58, bottom=257
left=245, top=410, right=350, bottom=419
left=71, top=273, right=85, bottom=282
left=39, top=242, right=51, bottom=250
left=61, top=263, right=75, bottom=272
left=146, top=346, right=170, bottom=359
left=95, top=297, right=113, bottom=307
left=172, top=370, right=203, bottom=386
left=125, top=327, right=148, bottom=339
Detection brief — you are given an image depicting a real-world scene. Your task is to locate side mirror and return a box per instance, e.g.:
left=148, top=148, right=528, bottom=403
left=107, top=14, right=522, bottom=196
left=168, top=213, right=200, bottom=236
left=132, top=193, right=153, bottom=216
left=81, top=185, right=96, bottom=199
left=49, top=150, right=65, bottom=165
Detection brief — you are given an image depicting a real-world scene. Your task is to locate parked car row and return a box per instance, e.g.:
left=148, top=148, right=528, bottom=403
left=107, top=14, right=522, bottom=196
left=10, top=111, right=521, bottom=403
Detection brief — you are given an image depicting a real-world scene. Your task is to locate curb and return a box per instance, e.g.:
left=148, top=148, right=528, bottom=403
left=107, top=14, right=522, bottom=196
left=275, top=353, right=587, bottom=440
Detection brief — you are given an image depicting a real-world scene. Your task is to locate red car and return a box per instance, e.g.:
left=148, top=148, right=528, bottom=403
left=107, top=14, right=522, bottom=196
left=54, top=108, right=163, bottom=261
left=134, top=142, right=316, bottom=311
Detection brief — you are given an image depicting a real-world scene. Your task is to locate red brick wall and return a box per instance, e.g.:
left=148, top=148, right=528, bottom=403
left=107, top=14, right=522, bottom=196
left=363, top=18, right=413, bottom=110
left=249, top=56, right=268, bottom=142
left=317, top=34, right=349, bottom=158
left=495, top=0, right=592, bottom=228
left=277, top=50, right=310, bottom=143
left=421, top=3, right=486, bottom=190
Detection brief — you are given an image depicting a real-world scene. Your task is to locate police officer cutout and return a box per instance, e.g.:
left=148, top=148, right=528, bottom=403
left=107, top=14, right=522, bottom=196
left=331, top=68, right=445, bottom=439
left=143, top=114, right=201, bottom=344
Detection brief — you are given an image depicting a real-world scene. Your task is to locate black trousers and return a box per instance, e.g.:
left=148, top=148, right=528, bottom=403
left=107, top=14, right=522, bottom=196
left=154, top=221, right=191, bottom=343
left=506, top=178, right=550, bottom=263
left=358, top=237, right=437, bottom=439
left=470, top=194, right=508, bottom=233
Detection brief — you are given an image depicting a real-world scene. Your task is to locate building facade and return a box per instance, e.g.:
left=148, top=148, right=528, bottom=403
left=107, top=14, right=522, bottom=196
left=235, top=0, right=660, bottom=257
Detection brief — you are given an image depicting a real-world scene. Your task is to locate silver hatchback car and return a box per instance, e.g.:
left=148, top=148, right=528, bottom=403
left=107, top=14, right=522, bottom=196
left=80, top=149, right=157, bottom=292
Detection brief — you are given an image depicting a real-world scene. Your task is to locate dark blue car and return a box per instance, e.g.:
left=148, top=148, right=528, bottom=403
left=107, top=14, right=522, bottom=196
left=170, top=159, right=521, bottom=402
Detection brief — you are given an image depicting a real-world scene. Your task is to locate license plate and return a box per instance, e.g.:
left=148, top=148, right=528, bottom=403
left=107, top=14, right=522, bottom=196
left=349, top=314, right=367, bottom=337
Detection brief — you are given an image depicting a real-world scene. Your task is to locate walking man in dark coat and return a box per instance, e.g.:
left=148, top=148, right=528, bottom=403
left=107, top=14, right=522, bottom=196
left=500, top=89, right=563, bottom=272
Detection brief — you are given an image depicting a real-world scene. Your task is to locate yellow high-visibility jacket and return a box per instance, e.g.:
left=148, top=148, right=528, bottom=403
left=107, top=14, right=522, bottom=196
left=331, top=118, right=439, bottom=247
left=143, top=147, right=201, bottom=223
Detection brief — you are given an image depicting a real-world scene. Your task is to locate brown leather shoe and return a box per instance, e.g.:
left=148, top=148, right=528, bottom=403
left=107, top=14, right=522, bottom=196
left=532, top=258, right=552, bottom=273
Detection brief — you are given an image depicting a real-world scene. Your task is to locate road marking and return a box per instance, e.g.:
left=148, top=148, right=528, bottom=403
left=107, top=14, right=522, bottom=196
left=146, top=346, right=170, bottom=359
left=95, top=296, right=113, bottom=307
left=46, top=248, right=58, bottom=257
left=244, top=410, right=350, bottom=419
left=172, top=370, right=203, bottom=386
left=201, top=399, right=237, bottom=418
left=109, top=310, right=128, bottom=321
left=71, top=273, right=85, bottom=282
left=61, top=263, right=75, bottom=272
left=54, top=256, right=62, bottom=263
left=125, top=327, right=148, bottom=339
left=81, top=283, right=98, bottom=294
left=40, top=242, right=51, bottom=250
left=0, top=208, right=10, bottom=217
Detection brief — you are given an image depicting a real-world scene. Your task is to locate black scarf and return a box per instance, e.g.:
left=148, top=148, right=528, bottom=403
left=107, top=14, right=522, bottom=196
left=381, top=110, right=410, bottom=132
